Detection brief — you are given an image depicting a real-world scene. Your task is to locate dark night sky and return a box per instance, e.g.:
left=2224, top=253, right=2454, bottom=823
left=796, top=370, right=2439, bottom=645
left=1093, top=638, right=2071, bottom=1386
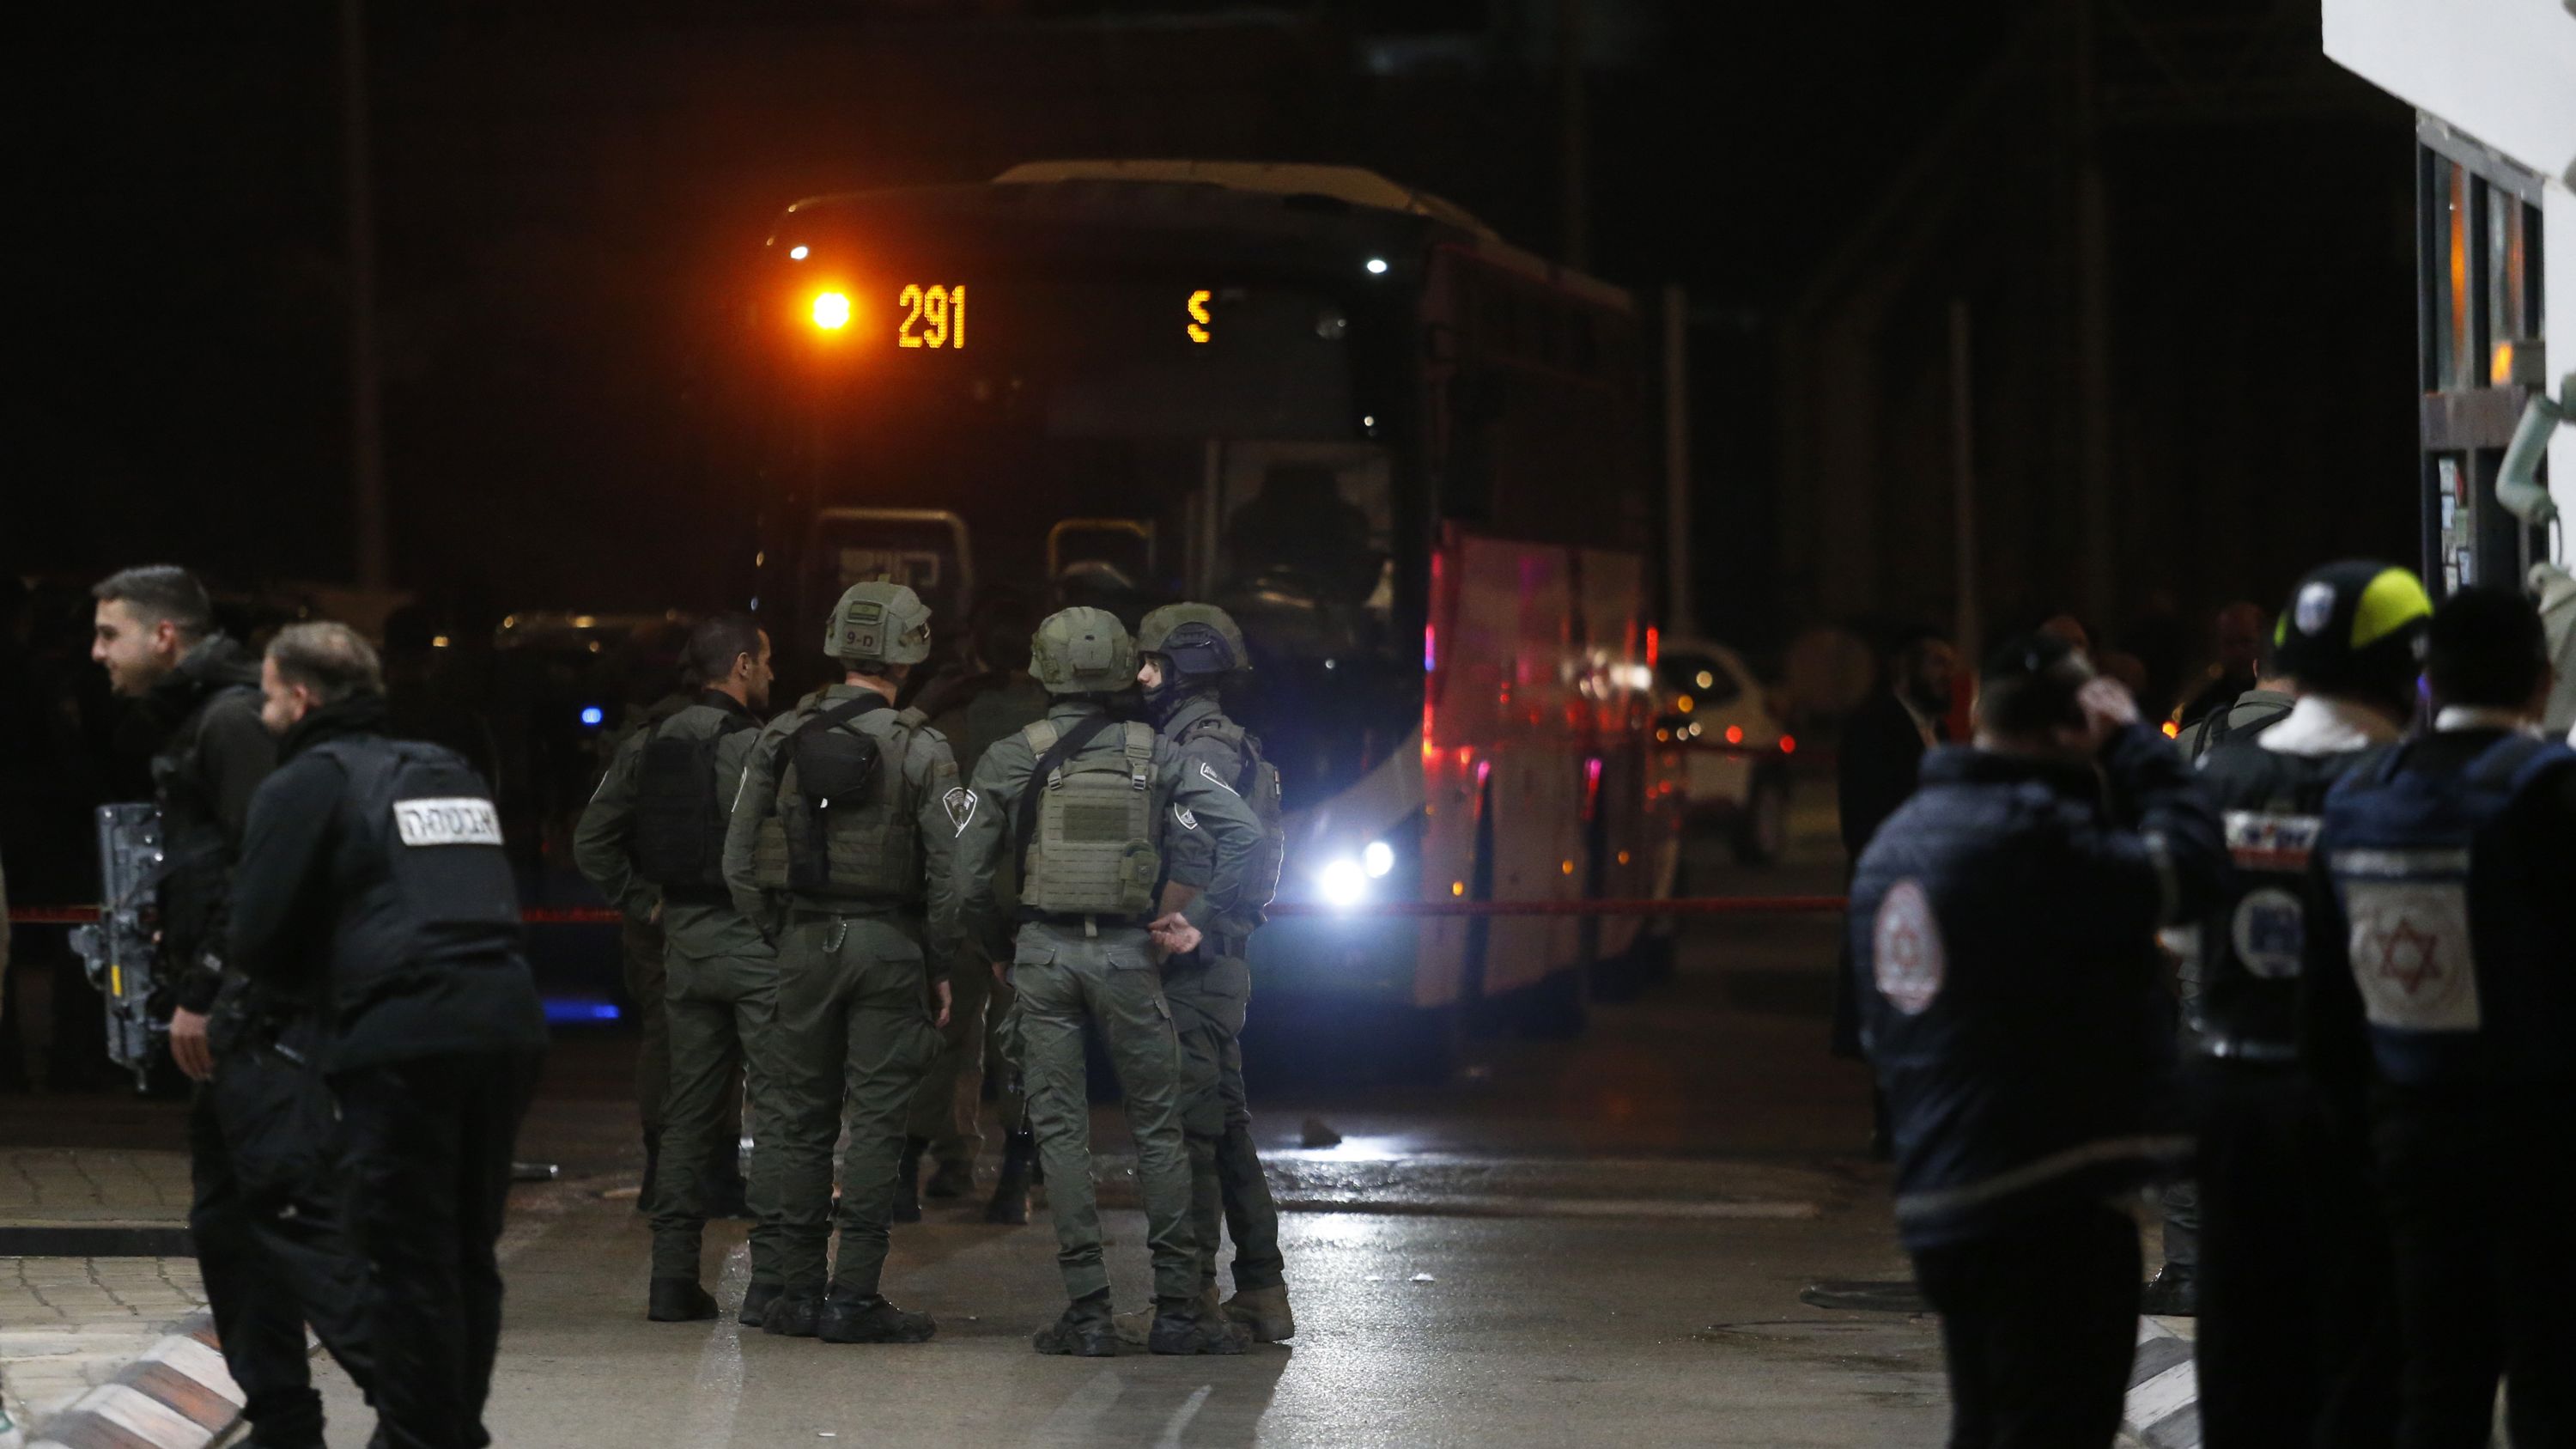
left=3, top=0, right=2418, bottom=660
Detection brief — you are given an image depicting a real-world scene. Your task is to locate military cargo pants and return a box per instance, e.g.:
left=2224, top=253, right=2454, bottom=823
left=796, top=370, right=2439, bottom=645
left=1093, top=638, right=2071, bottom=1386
left=770, top=913, right=943, bottom=1296
left=905, top=950, right=991, bottom=1171
left=651, top=948, right=786, bottom=1287
left=621, top=917, right=672, bottom=1140
left=1165, top=952, right=1285, bottom=1291
left=1008, top=922, right=1199, bottom=1305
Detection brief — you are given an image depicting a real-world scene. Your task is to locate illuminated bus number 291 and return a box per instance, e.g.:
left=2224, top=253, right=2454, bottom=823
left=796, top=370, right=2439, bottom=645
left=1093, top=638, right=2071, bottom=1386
left=896, top=284, right=967, bottom=349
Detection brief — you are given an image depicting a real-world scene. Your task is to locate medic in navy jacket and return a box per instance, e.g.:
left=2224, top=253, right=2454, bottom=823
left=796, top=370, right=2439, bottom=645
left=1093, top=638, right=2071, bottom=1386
left=1852, top=656, right=2224, bottom=1253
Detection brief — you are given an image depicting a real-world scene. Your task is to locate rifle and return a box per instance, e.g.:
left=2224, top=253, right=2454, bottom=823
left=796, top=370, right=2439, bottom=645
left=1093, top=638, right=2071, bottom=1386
left=69, top=803, right=167, bottom=1090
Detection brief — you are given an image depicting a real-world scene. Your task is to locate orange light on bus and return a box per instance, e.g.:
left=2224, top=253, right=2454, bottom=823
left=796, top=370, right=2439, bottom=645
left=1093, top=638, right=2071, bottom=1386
left=2161, top=720, right=2181, bottom=739
left=1675, top=696, right=1693, bottom=715
left=1451, top=880, right=1466, bottom=897
left=811, top=291, right=853, bottom=330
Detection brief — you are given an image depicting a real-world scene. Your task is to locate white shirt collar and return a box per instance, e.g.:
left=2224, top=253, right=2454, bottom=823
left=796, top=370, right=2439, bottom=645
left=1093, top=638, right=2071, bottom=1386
left=2432, top=705, right=2543, bottom=736
left=2257, top=694, right=2404, bottom=758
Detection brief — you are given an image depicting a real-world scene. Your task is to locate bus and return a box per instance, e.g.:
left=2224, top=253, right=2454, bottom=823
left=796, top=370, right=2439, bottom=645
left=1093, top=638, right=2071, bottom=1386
left=741, top=161, right=1679, bottom=1076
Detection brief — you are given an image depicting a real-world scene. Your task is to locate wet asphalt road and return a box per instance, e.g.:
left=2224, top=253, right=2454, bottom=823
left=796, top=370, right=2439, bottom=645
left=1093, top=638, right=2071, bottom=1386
left=309, top=811, right=1955, bottom=1446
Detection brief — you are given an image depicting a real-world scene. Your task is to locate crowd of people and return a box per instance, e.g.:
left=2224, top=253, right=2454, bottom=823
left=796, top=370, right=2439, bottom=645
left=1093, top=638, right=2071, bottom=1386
left=1844, top=561, right=2576, bottom=1449
left=43, top=562, right=1298, bottom=1448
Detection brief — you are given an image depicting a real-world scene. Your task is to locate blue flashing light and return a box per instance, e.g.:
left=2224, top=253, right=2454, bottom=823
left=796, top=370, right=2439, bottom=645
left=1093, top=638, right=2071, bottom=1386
left=541, top=998, right=623, bottom=1026
left=579, top=705, right=605, bottom=728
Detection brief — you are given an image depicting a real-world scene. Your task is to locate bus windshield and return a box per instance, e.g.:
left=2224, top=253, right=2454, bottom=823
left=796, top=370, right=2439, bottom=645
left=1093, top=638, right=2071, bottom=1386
left=787, top=268, right=1420, bottom=798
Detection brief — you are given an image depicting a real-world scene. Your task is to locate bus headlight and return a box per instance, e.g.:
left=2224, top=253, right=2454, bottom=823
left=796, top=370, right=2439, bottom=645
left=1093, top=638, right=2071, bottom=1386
left=1362, top=840, right=1396, bottom=879
left=1319, top=857, right=1370, bottom=909
left=811, top=291, right=852, bottom=330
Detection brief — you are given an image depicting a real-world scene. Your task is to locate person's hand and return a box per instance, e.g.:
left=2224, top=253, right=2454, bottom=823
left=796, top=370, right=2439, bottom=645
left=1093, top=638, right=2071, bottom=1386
left=169, top=1008, right=214, bottom=1082
left=990, top=959, right=1007, bottom=989
left=933, top=977, right=953, bottom=1030
left=1148, top=912, right=1202, bottom=958
left=2069, top=676, right=2141, bottom=753
left=647, top=899, right=664, bottom=927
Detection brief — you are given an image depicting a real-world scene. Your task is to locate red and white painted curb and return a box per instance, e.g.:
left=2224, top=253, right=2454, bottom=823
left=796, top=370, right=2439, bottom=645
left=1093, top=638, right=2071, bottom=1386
left=28, top=1312, right=242, bottom=1449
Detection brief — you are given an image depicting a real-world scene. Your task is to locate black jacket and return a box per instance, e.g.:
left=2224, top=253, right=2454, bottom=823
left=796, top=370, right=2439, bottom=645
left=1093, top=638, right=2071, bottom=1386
left=230, top=693, right=546, bottom=1070
left=143, top=635, right=276, bottom=1014
left=1850, top=723, right=2223, bottom=1250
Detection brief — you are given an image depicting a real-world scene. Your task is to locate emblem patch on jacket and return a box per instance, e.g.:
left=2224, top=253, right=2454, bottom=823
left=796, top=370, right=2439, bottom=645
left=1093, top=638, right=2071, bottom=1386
left=1196, top=760, right=1238, bottom=795
left=942, top=787, right=977, bottom=835
left=1172, top=803, right=1200, bottom=831
left=1872, top=879, right=1944, bottom=1015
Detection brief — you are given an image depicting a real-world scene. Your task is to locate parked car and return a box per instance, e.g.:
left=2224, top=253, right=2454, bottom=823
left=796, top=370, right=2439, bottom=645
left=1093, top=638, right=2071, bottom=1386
left=1654, top=637, right=1794, bottom=864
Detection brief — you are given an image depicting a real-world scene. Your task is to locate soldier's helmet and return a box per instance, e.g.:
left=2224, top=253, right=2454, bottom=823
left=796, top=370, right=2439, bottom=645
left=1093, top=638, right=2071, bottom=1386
left=1137, top=603, right=1249, bottom=680
left=2271, top=560, right=2430, bottom=703
left=1030, top=606, right=1137, bottom=695
left=825, top=581, right=933, bottom=667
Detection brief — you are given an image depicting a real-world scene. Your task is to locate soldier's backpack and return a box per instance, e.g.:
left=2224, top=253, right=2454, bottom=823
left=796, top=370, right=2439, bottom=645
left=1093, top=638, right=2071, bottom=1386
left=765, top=694, right=924, bottom=898
left=632, top=711, right=758, bottom=891
left=1175, top=716, right=1285, bottom=929
left=1014, top=717, right=1162, bottom=917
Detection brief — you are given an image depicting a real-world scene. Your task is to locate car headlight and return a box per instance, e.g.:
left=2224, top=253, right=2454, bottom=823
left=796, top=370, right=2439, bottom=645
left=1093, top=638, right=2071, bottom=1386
left=1318, top=857, right=1370, bottom=909
left=1362, top=840, right=1396, bottom=878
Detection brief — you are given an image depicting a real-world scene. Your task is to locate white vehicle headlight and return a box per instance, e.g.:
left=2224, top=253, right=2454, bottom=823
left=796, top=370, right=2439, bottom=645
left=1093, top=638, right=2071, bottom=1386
left=1318, top=857, right=1370, bottom=909
left=1362, top=840, right=1396, bottom=879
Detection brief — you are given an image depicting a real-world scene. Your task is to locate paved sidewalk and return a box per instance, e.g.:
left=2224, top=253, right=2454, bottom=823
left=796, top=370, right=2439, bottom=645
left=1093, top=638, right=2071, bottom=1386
left=1, top=1149, right=208, bottom=1439
left=1, top=1257, right=210, bottom=1434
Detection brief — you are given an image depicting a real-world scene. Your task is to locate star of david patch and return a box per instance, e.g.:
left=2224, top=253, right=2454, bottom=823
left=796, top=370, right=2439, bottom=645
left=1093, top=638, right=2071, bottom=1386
left=1872, top=878, right=1944, bottom=1016
left=942, top=787, right=977, bottom=835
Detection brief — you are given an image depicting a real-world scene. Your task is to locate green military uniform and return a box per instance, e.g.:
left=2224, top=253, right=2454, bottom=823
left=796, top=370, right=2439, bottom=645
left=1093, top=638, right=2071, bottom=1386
left=574, top=689, right=782, bottom=1316
left=721, top=585, right=959, bottom=1342
left=1155, top=694, right=1287, bottom=1300
left=951, top=607, right=1265, bottom=1355
left=908, top=669, right=1052, bottom=1185
left=578, top=690, right=712, bottom=1206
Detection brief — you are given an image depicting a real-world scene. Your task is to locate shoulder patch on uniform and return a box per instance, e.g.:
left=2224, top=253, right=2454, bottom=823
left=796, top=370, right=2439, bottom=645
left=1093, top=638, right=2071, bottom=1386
left=1172, top=802, right=1200, bottom=831
left=943, top=787, right=978, bottom=835
left=1872, top=879, right=1944, bottom=1015
left=1195, top=759, right=1239, bottom=795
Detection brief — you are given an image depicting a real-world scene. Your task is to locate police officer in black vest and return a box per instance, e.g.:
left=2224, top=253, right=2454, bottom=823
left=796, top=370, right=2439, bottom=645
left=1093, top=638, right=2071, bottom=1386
left=1852, top=633, right=2222, bottom=1448
left=2308, top=586, right=2576, bottom=1449
left=91, top=567, right=374, bottom=1449
left=2184, top=560, right=2427, bottom=1448
left=230, top=623, right=548, bottom=1449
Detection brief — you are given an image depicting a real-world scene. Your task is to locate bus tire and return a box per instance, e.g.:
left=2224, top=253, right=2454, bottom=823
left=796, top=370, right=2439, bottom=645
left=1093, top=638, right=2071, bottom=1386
left=1731, top=768, right=1789, bottom=867
left=1521, top=960, right=1592, bottom=1041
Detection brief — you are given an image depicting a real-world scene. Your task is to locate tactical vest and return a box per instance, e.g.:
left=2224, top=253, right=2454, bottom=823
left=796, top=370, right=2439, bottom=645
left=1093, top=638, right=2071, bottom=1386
left=751, top=696, right=924, bottom=903
left=633, top=707, right=757, bottom=894
left=2190, top=739, right=2353, bottom=1059
left=1016, top=718, right=1163, bottom=917
left=1175, top=715, right=1285, bottom=934
left=2323, top=734, right=2576, bottom=1087
left=310, top=739, right=522, bottom=1012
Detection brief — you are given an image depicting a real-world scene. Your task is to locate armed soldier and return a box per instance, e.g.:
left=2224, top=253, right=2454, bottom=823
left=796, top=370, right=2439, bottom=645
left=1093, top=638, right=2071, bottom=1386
left=1117, top=604, right=1293, bottom=1345
left=951, top=606, right=1266, bottom=1356
left=574, top=612, right=786, bottom=1324
left=722, top=583, right=958, bottom=1344
left=89, top=566, right=370, bottom=1449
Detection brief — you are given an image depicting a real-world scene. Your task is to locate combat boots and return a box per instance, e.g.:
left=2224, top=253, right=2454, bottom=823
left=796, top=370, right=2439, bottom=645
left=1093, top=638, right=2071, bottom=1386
left=893, top=1137, right=926, bottom=1223
left=985, top=1129, right=1036, bottom=1225
left=1148, top=1296, right=1250, bottom=1355
left=737, top=1282, right=783, bottom=1328
left=1031, top=1292, right=1118, bottom=1357
left=1114, top=1282, right=1218, bottom=1347
left=761, top=1287, right=823, bottom=1338
left=817, top=1287, right=936, bottom=1344
left=647, top=1278, right=719, bottom=1323
left=925, top=1158, right=975, bottom=1200
left=1222, top=1283, right=1297, bottom=1342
